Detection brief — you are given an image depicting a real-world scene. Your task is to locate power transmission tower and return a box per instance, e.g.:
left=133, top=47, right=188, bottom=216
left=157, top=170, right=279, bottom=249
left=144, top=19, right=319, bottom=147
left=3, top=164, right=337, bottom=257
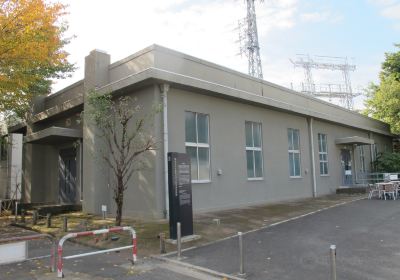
left=238, top=0, right=263, bottom=79
left=290, top=54, right=361, bottom=110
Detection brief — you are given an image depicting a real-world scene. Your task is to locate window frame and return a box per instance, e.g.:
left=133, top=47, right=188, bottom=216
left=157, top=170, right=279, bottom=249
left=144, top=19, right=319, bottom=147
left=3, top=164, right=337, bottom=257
left=288, top=128, right=302, bottom=178
left=318, top=133, right=329, bottom=176
left=185, top=111, right=211, bottom=184
left=245, top=121, right=264, bottom=180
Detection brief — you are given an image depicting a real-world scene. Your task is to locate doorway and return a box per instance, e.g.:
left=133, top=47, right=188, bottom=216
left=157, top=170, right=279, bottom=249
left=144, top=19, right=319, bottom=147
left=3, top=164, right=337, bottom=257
left=59, top=148, right=77, bottom=204
left=341, top=149, right=353, bottom=186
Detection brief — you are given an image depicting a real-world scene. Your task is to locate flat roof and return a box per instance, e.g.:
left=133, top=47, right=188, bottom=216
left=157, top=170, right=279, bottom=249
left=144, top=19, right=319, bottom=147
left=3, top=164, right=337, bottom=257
left=25, top=127, right=82, bottom=144
left=26, top=44, right=394, bottom=138
left=335, top=136, right=375, bottom=145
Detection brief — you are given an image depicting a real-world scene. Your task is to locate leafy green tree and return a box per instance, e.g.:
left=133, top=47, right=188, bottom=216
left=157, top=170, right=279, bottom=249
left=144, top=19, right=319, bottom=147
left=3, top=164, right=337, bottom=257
left=364, top=77, right=400, bottom=133
left=381, top=43, right=400, bottom=81
left=364, top=44, right=400, bottom=133
left=374, top=152, right=400, bottom=172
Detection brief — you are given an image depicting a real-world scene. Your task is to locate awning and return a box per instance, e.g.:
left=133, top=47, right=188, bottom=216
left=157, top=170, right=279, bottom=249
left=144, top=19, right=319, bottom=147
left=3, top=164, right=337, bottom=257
left=335, top=136, right=374, bottom=145
left=25, top=127, right=82, bottom=144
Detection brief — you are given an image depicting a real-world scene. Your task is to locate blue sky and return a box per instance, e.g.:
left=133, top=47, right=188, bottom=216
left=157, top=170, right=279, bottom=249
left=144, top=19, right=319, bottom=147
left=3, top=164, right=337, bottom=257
left=55, top=0, right=400, bottom=109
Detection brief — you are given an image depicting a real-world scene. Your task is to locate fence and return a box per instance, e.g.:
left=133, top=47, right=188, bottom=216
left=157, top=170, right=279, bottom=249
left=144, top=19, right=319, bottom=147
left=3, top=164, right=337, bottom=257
left=0, top=199, right=15, bottom=216
left=57, top=226, right=136, bottom=278
left=356, top=172, right=400, bottom=186
left=0, top=233, right=55, bottom=271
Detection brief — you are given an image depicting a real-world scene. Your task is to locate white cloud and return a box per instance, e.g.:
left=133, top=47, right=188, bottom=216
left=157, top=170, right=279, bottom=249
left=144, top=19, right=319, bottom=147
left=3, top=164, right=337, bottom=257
left=369, top=0, right=400, bottom=21
left=299, top=11, right=343, bottom=24
left=52, top=0, right=300, bottom=92
left=381, top=3, right=400, bottom=19
left=369, top=0, right=397, bottom=6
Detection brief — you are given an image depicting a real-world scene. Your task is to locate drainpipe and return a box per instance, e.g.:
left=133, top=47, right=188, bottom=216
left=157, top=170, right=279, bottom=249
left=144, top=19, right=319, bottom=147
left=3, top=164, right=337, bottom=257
left=353, top=144, right=357, bottom=185
left=368, top=132, right=374, bottom=171
left=159, top=83, right=170, bottom=219
left=307, top=117, right=317, bottom=197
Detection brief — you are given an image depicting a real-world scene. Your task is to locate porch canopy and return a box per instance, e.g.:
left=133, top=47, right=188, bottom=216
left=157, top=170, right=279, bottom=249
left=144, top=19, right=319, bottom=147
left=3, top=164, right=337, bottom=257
left=335, top=136, right=374, bottom=146
left=25, top=126, right=82, bottom=145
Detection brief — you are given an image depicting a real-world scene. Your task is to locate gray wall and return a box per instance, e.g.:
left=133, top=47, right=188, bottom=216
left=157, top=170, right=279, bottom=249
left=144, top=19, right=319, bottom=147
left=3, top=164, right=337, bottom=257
left=23, top=144, right=58, bottom=203
left=0, top=160, right=7, bottom=198
left=82, top=85, right=165, bottom=219
left=168, top=88, right=314, bottom=212
left=167, top=87, right=393, bottom=212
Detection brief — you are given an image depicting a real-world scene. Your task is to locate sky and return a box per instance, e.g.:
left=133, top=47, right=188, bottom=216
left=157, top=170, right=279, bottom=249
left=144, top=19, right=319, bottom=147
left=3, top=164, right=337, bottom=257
left=54, top=0, right=400, bottom=110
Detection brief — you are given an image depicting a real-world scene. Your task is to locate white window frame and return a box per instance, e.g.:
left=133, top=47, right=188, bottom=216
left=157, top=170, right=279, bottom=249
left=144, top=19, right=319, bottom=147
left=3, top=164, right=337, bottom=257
left=288, top=128, right=301, bottom=178
left=245, top=121, right=264, bottom=180
left=318, top=133, right=329, bottom=176
left=185, top=111, right=211, bottom=183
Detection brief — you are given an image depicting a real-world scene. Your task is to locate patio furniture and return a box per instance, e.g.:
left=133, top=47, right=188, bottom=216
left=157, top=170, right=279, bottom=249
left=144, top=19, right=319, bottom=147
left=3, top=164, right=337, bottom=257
left=382, top=183, right=396, bottom=200
left=368, top=184, right=380, bottom=199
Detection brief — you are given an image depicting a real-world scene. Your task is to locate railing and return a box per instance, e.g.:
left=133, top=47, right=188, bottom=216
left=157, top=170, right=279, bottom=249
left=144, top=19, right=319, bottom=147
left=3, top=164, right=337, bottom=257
left=57, top=226, right=137, bottom=278
left=0, top=233, right=56, bottom=271
left=0, top=199, right=15, bottom=216
left=356, top=172, right=400, bottom=186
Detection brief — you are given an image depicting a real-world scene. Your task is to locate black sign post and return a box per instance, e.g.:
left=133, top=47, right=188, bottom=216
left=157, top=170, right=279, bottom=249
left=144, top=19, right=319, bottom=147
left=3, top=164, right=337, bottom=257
left=168, top=152, right=193, bottom=239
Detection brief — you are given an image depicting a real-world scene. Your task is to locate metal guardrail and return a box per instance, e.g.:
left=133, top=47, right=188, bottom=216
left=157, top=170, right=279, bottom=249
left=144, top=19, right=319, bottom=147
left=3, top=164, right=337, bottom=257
left=355, top=172, right=400, bottom=186
left=0, top=233, right=56, bottom=271
left=57, top=226, right=137, bottom=278
left=0, top=199, right=15, bottom=216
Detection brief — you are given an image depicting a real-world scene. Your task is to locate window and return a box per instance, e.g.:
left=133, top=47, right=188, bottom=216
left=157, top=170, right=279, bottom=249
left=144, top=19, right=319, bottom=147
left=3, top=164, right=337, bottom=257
left=288, top=128, right=301, bottom=177
left=185, top=111, right=210, bottom=182
left=245, top=121, right=263, bottom=179
left=318, top=133, right=329, bottom=175
left=359, top=146, right=366, bottom=173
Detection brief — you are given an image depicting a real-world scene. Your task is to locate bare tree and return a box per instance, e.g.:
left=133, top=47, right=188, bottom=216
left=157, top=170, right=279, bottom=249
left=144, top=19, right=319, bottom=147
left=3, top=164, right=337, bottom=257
left=85, top=91, right=160, bottom=226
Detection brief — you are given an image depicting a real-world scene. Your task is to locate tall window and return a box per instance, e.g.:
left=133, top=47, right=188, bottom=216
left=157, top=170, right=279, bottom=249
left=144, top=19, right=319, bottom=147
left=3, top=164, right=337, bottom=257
left=318, top=133, right=328, bottom=175
left=245, top=121, right=263, bottom=179
left=185, top=111, right=210, bottom=182
left=359, top=146, right=366, bottom=173
left=288, top=128, right=301, bottom=177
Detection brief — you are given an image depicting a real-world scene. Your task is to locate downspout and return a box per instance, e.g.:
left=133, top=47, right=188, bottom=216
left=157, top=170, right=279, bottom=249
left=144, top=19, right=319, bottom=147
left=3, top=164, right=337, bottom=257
left=353, top=144, right=357, bottom=185
left=159, top=83, right=170, bottom=219
left=307, top=117, right=317, bottom=197
left=368, top=132, right=374, bottom=171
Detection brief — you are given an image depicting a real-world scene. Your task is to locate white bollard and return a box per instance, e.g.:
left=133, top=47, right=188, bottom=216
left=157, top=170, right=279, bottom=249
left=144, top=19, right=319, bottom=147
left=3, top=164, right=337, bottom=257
left=330, top=244, right=337, bottom=280
left=238, top=232, right=245, bottom=276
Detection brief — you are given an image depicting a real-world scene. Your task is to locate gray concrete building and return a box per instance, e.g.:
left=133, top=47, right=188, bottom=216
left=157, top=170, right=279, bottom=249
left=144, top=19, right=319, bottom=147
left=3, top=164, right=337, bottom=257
left=5, top=45, right=393, bottom=220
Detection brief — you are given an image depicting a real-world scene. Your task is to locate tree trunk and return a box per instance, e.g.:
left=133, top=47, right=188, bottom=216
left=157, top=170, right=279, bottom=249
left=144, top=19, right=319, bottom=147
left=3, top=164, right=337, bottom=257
left=115, top=175, right=124, bottom=226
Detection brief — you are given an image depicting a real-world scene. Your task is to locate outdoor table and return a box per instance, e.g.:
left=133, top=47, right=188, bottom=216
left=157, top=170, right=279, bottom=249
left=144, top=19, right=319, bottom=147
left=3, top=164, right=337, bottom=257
left=376, top=182, right=396, bottom=200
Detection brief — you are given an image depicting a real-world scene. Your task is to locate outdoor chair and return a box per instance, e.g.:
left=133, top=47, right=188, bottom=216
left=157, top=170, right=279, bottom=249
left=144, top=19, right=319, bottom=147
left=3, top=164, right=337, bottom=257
left=368, top=184, right=380, bottom=199
left=382, top=184, right=396, bottom=200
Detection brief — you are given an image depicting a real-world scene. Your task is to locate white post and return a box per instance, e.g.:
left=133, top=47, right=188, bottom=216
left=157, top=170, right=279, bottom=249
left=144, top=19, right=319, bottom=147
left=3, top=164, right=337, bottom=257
left=330, top=245, right=337, bottom=280
left=238, top=232, right=245, bottom=276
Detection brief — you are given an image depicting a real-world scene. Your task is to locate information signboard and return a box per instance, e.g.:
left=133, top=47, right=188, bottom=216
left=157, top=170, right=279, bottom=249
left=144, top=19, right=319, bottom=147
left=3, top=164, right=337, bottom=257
left=168, top=152, right=193, bottom=239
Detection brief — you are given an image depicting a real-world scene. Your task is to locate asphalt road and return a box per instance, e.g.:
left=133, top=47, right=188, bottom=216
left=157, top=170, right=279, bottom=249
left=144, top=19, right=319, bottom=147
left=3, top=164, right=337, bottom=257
left=176, top=199, right=400, bottom=280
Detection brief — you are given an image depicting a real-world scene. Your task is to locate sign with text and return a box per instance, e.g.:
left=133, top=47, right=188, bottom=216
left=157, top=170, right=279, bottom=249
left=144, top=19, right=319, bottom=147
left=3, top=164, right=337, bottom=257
left=168, top=152, right=193, bottom=239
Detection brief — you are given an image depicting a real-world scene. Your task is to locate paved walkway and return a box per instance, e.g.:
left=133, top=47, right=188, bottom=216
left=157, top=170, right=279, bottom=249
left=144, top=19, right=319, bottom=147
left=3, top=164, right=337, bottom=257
left=168, top=199, right=400, bottom=280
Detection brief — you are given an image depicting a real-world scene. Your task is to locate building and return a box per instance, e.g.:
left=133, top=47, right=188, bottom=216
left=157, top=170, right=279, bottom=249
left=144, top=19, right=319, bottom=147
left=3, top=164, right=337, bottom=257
left=4, top=45, right=393, bottom=220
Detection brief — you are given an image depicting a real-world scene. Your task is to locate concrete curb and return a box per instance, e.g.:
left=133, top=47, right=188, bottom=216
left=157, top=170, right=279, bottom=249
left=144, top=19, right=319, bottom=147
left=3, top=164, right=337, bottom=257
left=162, top=196, right=366, bottom=257
left=152, top=255, right=246, bottom=280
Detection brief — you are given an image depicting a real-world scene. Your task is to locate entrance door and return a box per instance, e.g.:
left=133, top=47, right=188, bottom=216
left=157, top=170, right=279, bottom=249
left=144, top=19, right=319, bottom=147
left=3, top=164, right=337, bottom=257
left=59, top=148, right=77, bottom=204
left=341, top=149, right=353, bottom=186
